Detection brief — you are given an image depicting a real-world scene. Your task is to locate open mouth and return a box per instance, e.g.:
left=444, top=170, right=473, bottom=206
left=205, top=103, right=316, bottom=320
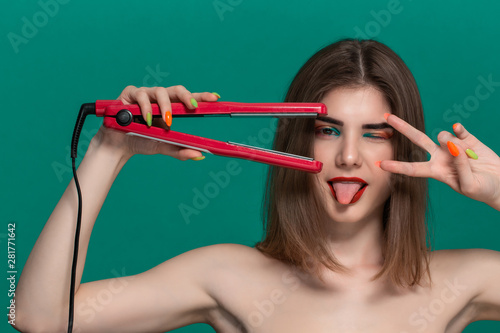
left=327, top=177, right=368, bottom=205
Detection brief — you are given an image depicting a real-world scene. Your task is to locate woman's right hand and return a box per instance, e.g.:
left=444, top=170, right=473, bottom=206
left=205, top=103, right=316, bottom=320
left=91, top=85, right=220, bottom=160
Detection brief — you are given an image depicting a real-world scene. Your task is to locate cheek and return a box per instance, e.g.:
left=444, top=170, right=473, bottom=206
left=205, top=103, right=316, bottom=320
left=375, top=164, right=394, bottom=198
left=366, top=143, right=394, bottom=160
left=313, top=140, right=329, bottom=162
left=370, top=145, right=394, bottom=194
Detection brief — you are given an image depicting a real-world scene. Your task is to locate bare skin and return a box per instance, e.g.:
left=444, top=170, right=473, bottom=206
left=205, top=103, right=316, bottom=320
left=13, top=85, right=500, bottom=333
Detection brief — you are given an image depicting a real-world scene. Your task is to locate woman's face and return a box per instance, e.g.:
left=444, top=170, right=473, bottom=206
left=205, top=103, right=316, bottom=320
left=314, top=86, right=394, bottom=223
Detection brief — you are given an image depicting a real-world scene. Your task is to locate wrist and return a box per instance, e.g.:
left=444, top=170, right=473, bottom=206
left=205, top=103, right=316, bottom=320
left=88, top=125, right=134, bottom=160
left=490, top=195, right=500, bottom=212
left=87, top=136, right=131, bottom=167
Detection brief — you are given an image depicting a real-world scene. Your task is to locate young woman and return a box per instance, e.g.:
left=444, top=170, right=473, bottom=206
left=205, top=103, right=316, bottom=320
left=14, top=39, right=500, bottom=332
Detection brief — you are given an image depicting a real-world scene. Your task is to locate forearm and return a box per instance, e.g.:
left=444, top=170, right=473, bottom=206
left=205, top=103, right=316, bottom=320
left=15, top=139, right=130, bottom=329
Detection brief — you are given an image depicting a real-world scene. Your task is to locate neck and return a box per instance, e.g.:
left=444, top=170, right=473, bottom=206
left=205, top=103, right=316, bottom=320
left=324, top=209, right=385, bottom=270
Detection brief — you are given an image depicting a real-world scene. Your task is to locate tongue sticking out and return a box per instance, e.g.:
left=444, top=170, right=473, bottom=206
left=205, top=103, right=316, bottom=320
left=332, top=183, right=363, bottom=205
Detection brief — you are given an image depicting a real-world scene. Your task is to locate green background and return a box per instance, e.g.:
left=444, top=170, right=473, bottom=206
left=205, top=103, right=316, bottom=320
left=2, top=0, right=500, bottom=332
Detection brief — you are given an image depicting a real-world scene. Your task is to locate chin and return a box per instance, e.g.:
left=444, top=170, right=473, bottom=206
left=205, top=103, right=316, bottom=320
left=325, top=205, right=372, bottom=224
left=322, top=187, right=389, bottom=225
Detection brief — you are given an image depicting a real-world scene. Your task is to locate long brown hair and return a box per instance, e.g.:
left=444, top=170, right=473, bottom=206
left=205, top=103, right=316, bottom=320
left=255, top=39, right=432, bottom=287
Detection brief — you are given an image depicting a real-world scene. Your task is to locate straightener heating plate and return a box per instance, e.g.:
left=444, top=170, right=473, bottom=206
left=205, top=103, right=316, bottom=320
left=227, top=142, right=314, bottom=161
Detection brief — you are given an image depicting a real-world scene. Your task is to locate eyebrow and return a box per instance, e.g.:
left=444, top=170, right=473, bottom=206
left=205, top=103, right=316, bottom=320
left=316, top=116, right=393, bottom=130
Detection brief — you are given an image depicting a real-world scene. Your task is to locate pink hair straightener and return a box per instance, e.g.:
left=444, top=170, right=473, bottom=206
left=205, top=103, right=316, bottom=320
left=95, top=100, right=327, bottom=173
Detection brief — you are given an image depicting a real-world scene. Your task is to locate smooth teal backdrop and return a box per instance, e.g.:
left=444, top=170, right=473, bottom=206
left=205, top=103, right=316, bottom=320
left=2, top=0, right=500, bottom=332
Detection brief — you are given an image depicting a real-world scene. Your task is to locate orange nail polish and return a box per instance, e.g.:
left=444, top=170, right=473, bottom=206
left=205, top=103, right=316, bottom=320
left=384, top=113, right=390, bottom=121
left=447, top=141, right=459, bottom=157
left=453, top=123, right=459, bottom=131
left=375, top=161, right=381, bottom=168
left=165, top=111, right=172, bottom=127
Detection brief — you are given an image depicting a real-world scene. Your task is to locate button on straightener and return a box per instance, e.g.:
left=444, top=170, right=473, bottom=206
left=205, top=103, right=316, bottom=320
left=95, top=100, right=326, bottom=173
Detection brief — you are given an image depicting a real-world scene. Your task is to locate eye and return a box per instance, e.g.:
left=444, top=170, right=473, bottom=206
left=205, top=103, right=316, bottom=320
left=363, top=132, right=392, bottom=140
left=315, top=126, right=340, bottom=137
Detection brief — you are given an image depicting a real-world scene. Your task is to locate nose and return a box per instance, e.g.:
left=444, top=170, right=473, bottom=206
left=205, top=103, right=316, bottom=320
left=335, top=136, right=362, bottom=168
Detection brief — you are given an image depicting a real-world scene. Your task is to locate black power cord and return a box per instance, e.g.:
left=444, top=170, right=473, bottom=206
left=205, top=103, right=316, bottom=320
left=68, top=103, right=96, bottom=333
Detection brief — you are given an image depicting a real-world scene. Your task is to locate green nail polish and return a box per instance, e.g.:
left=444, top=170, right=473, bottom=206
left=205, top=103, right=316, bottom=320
left=190, top=156, right=205, bottom=161
left=212, top=92, right=221, bottom=98
left=466, top=149, right=478, bottom=160
left=146, top=112, right=152, bottom=127
left=190, top=98, right=198, bottom=108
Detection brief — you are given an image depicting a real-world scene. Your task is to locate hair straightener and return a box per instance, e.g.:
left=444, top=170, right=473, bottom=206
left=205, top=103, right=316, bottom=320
left=67, top=99, right=326, bottom=332
left=95, top=100, right=326, bottom=172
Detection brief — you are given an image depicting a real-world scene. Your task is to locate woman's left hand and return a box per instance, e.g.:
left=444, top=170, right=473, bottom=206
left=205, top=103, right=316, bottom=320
left=379, top=114, right=500, bottom=211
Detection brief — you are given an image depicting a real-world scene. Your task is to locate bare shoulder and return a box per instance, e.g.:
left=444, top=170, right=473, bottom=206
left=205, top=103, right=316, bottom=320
left=180, top=243, right=291, bottom=329
left=184, top=243, right=293, bottom=292
left=175, top=243, right=283, bottom=282
left=200, top=243, right=285, bottom=272
left=429, top=249, right=500, bottom=305
left=151, top=243, right=260, bottom=272
left=430, top=248, right=500, bottom=275
left=424, top=249, right=500, bottom=323
left=183, top=243, right=273, bottom=266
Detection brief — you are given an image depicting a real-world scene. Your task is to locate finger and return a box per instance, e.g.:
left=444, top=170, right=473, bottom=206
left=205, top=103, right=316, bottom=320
left=445, top=139, right=476, bottom=192
left=156, top=144, right=205, bottom=161
left=118, top=85, right=138, bottom=104
left=436, top=130, right=456, bottom=150
left=152, top=87, right=172, bottom=127
left=134, top=88, right=153, bottom=127
left=452, top=123, right=480, bottom=147
left=452, top=123, right=484, bottom=160
left=453, top=145, right=475, bottom=192
left=192, top=92, right=221, bottom=102
left=436, top=132, right=476, bottom=189
left=153, top=90, right=219, bottom=128
left=385, top=114, right=437, bottom=154
left=165, top=85, right=198, bottom=109
left=177, top=148, right=205, bottom=161
left=379, top=160, right=432, bottom=178
left=436, top=130, right=474, bottom=160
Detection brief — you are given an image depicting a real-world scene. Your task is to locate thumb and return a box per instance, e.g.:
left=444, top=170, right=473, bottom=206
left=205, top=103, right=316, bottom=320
left=157, top=143, right=205, bottom=161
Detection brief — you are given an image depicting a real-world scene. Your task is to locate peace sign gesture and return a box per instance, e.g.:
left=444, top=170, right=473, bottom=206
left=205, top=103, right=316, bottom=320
left=379, top=114, right=500, bottom=211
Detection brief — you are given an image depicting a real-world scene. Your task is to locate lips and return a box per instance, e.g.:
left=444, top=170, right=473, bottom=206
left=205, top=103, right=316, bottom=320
left=327, top=177, right=368, bottom=205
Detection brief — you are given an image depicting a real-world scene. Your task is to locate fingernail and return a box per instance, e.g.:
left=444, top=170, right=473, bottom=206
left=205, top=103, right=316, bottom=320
left=190, top=156, right=205, bottom=161
left=165, top=111, right=172, bottom=127
left=190, top=98, right=198, bottom=108
left=212, top=92, right=221, bottom=99
left=453, top=123, right=459, bottom=131
left=384, top=113, right=390, bottom=121
left=146, top=112, right=152, bottom=127
left=447, top=141, right=459, bottom=157
left=465, top=148, right=478, bottom=160
left=375, top=161, right=381, bottom=168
